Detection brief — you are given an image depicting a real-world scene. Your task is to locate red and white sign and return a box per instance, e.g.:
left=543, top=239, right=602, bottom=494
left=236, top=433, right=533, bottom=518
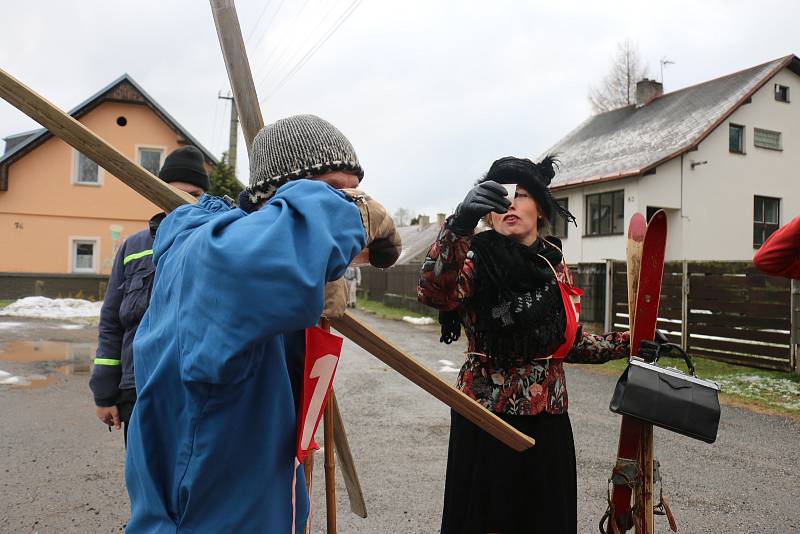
left=295, top=326, right=343, bottom=463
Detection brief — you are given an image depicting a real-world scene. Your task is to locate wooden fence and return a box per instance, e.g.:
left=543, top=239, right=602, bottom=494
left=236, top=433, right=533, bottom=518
left=610, top=261, right=795, bottom=371
left=360, top=264, right=431, bottom=315
left=361, top=262, right=609, bottom=325
left=363, top=260, right=797, bottom=372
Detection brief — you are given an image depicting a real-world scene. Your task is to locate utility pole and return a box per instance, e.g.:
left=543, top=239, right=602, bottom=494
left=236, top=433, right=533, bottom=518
left=218, top=92, right=238, bottom=174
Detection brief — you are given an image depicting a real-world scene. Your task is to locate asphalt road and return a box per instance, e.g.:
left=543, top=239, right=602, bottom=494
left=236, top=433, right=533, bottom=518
left=1, top=312, right=798, bottom=533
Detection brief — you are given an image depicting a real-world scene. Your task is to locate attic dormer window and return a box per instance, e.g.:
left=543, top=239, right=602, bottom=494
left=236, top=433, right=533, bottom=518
left=775, top=84, right=790, bottom=103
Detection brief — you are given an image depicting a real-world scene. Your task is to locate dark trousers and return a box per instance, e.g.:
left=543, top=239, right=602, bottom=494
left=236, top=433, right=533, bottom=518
left=116, top=388, right=137, bottom=447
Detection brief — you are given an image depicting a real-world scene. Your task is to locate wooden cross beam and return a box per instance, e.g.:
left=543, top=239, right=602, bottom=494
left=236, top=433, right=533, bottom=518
left=0, top=62, right=533, bottom=447
left=0, top=70, right=534, bottom=447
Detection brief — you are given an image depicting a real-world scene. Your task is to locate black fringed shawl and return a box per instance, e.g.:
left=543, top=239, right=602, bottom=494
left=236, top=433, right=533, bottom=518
left=439, top=231, right=567, bottom=367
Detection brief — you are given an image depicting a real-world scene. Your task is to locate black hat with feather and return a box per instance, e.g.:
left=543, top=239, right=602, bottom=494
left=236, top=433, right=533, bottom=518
left=479, top=155, right=576, bottom=228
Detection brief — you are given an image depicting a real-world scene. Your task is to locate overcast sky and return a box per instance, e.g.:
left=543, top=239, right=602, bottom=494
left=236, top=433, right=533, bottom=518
left=1, top=0, right=798, bottom=217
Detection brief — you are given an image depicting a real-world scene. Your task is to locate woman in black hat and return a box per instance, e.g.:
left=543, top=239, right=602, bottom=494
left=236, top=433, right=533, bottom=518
left=418, top=156, right=630, bottom=534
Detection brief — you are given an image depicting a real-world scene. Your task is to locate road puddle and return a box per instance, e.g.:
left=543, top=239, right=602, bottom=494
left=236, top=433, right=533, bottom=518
left=0, top=341, right=95, bottom=389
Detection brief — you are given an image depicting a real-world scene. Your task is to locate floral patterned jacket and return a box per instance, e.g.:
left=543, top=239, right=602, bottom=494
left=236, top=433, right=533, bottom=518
left=417, top=221, right=629, bottom=416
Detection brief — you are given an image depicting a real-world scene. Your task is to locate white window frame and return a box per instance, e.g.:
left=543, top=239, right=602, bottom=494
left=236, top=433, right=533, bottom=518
left=136, top=145, right=167, bottom=176
left=68, top=236, right=100, bottom=274
left=71, top=149, right=103, bottom=186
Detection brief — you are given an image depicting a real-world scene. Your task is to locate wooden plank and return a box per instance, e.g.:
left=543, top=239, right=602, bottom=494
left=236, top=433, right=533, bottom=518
left=688, top=300, right=790, bottom=317
left=689, top=337, right=790, bottom=359
left=331, top=312, right=535, bottom=452
left=688, top=286, right=789, bottom=304
left=690, top=350, right=792, bottom=371
left=690, top=325, right=790, bottom=345
left=210, top=0, right=265, bottom=153
left=689, top=312, right=790, bottom=330
left=687, top=262, right=765, bottom=275
left=688, top=276, right=763, bottom=290
left=331, top=393, right=368, bottom=518
left=0, top=68, right=196, bottom=212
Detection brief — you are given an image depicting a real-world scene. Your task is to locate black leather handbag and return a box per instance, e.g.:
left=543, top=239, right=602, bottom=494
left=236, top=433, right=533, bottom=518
left=609, top=342, right=721, bottom=444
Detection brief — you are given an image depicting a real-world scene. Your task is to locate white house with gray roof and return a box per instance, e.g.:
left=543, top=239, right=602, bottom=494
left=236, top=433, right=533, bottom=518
left=545, top=54, right=800, bottom=263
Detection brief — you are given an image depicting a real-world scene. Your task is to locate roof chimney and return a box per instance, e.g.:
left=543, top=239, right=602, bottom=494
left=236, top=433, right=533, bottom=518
left=418, top=215, right=430, bottom=226
left=636, top=78, right=663, bottom=107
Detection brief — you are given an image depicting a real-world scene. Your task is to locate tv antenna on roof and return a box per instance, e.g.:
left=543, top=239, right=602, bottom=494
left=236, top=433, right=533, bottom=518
left=660, top=57, right=676, bottom=85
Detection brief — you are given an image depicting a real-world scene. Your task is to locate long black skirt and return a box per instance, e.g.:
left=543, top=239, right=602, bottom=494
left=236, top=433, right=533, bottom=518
left=441, top=410, right=577, bottom=534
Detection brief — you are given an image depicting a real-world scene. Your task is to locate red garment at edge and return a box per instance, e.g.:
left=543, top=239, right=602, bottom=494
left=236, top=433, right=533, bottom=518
left=753, top=215, right=800, bottom=279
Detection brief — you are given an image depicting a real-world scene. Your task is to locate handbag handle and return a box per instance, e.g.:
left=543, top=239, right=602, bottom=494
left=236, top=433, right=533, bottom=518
left=653, top=342, right=697, bottom=376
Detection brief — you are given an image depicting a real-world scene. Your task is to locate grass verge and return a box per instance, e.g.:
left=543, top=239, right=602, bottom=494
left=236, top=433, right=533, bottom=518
left=0, top=299, right=13, bottom=309
left=593, top=353, right=800, bottom=418
left=356, top=296, right=434, bottom=322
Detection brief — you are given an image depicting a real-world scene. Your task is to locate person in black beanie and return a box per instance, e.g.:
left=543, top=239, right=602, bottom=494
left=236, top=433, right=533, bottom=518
left=418, top=156, right=630, bottom=534
left=90, top=145, right=208, bottom=446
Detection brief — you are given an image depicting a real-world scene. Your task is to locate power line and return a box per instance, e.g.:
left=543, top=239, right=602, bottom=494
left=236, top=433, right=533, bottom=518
left=243, top=0, right=274, bottom=44
left=255, top=0, right=348, bottom=92
left=262, top=0, right=364, bottom=103
left=251, top=0, right=315, bottom=89
left=248, top=0, right=289, bottom=58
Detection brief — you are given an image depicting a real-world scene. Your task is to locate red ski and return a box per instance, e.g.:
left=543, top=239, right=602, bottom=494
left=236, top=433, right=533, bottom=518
left=606, top=211, right=667, bottom=533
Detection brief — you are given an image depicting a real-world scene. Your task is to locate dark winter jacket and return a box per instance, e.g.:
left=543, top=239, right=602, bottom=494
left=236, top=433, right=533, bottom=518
left=89, top=214, right=163, bottom=407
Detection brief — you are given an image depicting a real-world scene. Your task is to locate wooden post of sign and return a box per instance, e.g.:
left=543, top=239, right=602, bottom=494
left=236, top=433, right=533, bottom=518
left=320, top=318, right=338, bottom=534
left=303, top=452, right=315, bottom=534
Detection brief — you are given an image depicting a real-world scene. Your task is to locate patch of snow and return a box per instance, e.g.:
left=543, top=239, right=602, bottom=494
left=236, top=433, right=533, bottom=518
left=0, top=297, right=102, bottom=319
left=0, top=322, right=24, bottom=330
left=438, top=359, right=455, bottom=366
left=402, top=316, right=435, bottom=326
left=714, top=374, right=800, bottom=412
left=438, top=365, right=461, bottom=373
left=0, top=374, right=30, bottom=386
left=0, top=369, right=50, bottom=387
left=59, top=324, right=84, bottom=330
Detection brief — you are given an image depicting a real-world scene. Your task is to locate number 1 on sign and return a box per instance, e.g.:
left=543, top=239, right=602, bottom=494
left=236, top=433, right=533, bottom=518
left=299, top=354, right=339, bottom=451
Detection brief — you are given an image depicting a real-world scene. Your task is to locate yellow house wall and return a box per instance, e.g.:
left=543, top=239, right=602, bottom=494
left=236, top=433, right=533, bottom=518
left=0, top=101, right=213, bottom=275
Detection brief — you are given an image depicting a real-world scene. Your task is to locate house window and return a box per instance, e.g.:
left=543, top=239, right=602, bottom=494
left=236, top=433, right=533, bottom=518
left=552, top=198, right=569, bottom=238
left=753, top=196, right=780, bottom=248
left=71, top=239, right=98, bottom=273
left=646, top=206, right=667, bottom=222
left=754, top=128, right=782, bottom=151
left=729, top=124, right=745, bottom=154
left=74, top=152, right=100, bottom=184
left=585, top=190, right=624, bottom=236
left=138, top=148, right=164, bottom=175
left=775, top=84, right=790, bottom=103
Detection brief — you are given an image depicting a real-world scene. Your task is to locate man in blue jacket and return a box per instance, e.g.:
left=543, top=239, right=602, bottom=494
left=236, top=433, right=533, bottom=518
left=90, top=146, right=208, bottom=444
left=124, top=115, right=400, bottom=533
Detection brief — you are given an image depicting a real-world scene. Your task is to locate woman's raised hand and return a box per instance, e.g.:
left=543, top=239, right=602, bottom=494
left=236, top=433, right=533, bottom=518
left=450, top=180, right=511, bottom=235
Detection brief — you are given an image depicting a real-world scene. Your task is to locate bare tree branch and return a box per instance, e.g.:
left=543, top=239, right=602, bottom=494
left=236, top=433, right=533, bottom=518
left=588, top=39, right=649, bottom=114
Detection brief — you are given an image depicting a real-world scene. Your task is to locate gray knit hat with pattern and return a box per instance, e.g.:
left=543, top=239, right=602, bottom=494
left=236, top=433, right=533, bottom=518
left=241, top=114, right=363, bottom=209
